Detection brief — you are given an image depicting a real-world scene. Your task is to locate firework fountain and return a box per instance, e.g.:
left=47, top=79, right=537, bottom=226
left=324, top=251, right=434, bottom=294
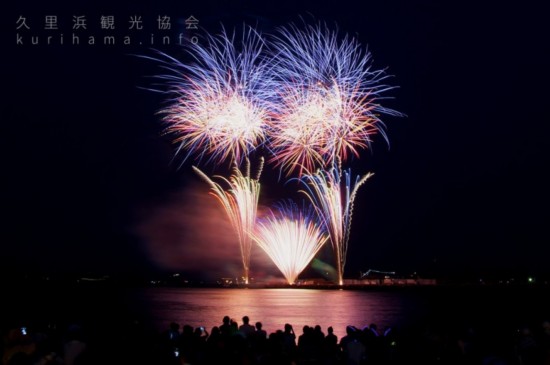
left=300, top=167, right=373, bottom=286
left=250, top=203, right=328, bottom=285
left=193, top=158, right=263, bottom=284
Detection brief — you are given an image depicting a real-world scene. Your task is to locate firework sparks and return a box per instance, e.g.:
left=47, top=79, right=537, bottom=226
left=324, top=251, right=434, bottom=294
left=251, top=202, right=328, bottom=285
left=299, top=167, right=373, bottom=285
left=267, top=22, right=400, bottom=176
left=193, top=157, right=264, bottom=284
left=267, top=84, right=378, bottom=176
left=145, top=21, right=400, bottom=284
left=154, top=26, right=272, bottom=166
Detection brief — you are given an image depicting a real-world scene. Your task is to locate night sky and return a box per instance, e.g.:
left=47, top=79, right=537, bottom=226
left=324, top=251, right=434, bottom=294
left=2, top=0, right=549, bottom=281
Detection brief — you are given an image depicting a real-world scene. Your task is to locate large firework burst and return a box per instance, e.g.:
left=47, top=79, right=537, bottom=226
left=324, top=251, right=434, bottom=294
left=267, top=22, right=400, bottom=176
left=155, top=26, right=272, bottom=166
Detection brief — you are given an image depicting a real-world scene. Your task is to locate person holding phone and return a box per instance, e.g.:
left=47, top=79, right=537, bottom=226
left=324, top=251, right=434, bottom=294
left=282, top=323, right=297, bottom=361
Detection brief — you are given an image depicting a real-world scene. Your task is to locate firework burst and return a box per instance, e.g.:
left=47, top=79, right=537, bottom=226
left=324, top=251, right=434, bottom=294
left=267, top=22, right=400, bottom=176
left=251, top=202, right=328, bottom=285
left=154, top=26, right=272, bottom=166
left=145, top=20, right=401, bottom=284
left=193, top=157, right=264, bottom=284
left=299, top=167, right=373, bottom=285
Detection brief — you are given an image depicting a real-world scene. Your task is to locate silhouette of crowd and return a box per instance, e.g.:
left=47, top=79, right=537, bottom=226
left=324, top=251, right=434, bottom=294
left=2, top=316, right=550, bottom=365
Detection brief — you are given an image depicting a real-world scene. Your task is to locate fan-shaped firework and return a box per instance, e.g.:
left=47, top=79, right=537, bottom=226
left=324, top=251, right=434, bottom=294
left=251, top=202, right=328, bottom=285
left=157, top=27, right=272, bottom=166
left=193, top=157, right=264, bottom=284
left=267, top=22, right=399, bottom=176
left=300, top=167, right=373, bottom=285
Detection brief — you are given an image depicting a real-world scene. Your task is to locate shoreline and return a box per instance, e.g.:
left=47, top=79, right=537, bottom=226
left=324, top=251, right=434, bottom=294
left=2, top=277, right=547, bottom=290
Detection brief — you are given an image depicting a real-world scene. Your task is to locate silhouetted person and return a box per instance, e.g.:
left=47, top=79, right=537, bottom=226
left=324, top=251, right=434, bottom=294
left=340, top=326, right=365, bottom=365
left=179, top=324, right=194, bottom=363
left=255, top=322, right=267, bottom=341
left=229, top=319, right=247, bottom=364
left=220, top=316, right=232, bottom=338
left=314, top=325, right=325, bottom=342
left=189, top=326, right=208, bottom=364
left=282, top=324, right=297, bottom=364
left=346, top=339, right=366, bottom=365
left=364, top=323, right=382, bottom=364
left=205, top=326, right=224, bottom=364
left=166, top=322, right=180, bottom=343
left=267, top=330, right=285, bottom=365
left=339, top=326, right=356, bottom=354
left=252, top=321, right=268, bottom=362
left=239, top=316, right=255, bottom=338
left=324, top=326, right=339, bottom=365
left=298, top=325, right=316, bottom=363
left=368, top=323, right=379, bottom=337
left=313, top=325, right=325, bottom=361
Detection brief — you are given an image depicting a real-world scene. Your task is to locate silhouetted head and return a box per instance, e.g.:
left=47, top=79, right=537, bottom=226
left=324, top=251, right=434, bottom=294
left=284, top=323, right=293, bottom=333
left=328, top=326, right=333, bottom=334
left=183, top=325, right=193, bottom=335
left=255, top=322, right=262, bottom=330
left=223, top=316, right=230, bottom=324
left=242, top=316, right=249, bottom=324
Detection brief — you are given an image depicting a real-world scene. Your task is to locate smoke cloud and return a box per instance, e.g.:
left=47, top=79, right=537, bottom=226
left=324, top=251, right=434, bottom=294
left=135, top=179, right=275, bottom=280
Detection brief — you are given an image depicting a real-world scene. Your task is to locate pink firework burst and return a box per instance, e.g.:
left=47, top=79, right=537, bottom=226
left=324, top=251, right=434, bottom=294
left=155, top=26, right=273, bottom=166
left=267, top=22, right=400, bottom=176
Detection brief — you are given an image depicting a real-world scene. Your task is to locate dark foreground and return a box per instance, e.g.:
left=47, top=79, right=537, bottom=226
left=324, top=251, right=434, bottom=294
left=1, top=284, right=550, bottom=365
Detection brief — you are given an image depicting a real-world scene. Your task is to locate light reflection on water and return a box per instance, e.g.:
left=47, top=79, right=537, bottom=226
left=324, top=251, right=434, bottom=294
left=141, top=288, right=422, bottom=338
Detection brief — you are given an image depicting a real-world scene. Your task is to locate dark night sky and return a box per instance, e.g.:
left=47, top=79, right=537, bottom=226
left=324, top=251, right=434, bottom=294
left=1, top=0, right=549, bottom=281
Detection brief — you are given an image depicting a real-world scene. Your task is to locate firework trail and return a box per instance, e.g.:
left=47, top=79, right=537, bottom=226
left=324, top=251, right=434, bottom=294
left=151, top=26, right=272, bottom=166
left=300, top=167, right=373, bottom=285
left=267, top=22, right=400, bottom=176
left=251, top=202, right=328, bottom=285
left=193, top=157, right=264, bottom=284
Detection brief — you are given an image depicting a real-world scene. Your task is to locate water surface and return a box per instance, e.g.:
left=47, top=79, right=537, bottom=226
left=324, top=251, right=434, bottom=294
left=139, top=287, right=426, bottom=338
